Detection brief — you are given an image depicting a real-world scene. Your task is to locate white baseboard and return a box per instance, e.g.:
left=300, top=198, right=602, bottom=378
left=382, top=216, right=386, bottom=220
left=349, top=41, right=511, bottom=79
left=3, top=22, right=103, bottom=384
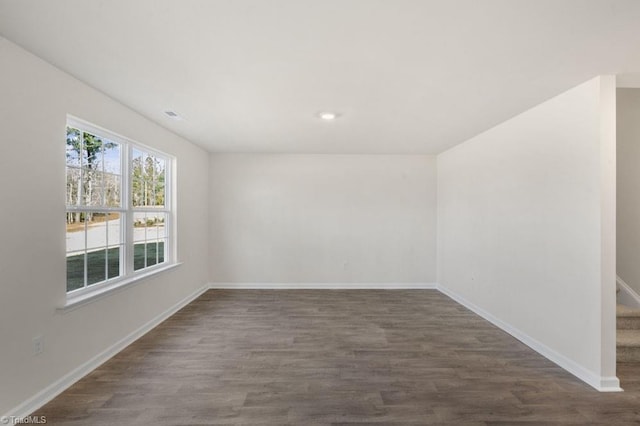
left=436, top=284, right=622, bottom=392
left=4, top=283, right=210, bottom=420
left=617, top=275, right=640, bottom=309
left=209, top=282, right=438, bottom=289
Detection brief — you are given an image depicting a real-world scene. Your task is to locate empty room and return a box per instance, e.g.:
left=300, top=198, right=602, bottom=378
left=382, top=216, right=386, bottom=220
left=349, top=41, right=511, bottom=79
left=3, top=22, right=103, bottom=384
left=3, top=0, right=640, bottom=424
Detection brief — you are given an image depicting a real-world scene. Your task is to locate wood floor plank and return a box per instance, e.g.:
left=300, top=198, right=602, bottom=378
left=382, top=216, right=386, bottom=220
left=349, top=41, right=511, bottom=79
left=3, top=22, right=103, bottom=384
left=33, top=290, right=640, bottom=425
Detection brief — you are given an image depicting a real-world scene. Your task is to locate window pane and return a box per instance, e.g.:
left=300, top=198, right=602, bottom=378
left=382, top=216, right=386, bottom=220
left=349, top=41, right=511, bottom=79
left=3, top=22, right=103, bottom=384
left=133, top=213, right=147, bottom=242
left=139, top=154, right=158, bottom=207
left=67, top=211, right=122, bottom=288
left=87, top=248, right=106, bottom=285
left=131, top=151, right=168, bottom=208
left=147, top=155, right=157, bottom=207
left=66, top=251, right=85, bottom=292
left=134, top=242, right=146, bottom=271
left=66, top=167, right=81, bottom=206
left=146, top=242, right=158, bottom=267
left=92, top=171, right=105, bottom=206
left=66, top=215, right=85, bottom=254
left=106, top=213, right=122, bottom=280
left=155, top=213, right=167, bottom=240
left=155, top=159, right=166, bottom=208
left=107, top=246, right=121, bottom=280
left=133, top=212, right=147, bottom=271
left=147, top=215, right=159, bottom=242
left=132, top=148, right=143, bottom=163
left=157, top=214, right=166, bottom=239
left=132, top=178, right=144, bottom=207
left=99, top=140, right=121, bottom=174
left=159, top=240, right=166, bottom=263
left=132, top=148, right=144, bottom=206
left=82, top=170, right=104, bottom=206
left=85, top=212, right=108, bottom=250
left=148, top=215, right=162, bottom=268
left=66, top=127, right=82, bottom=168
left=83, top=131, right=103, bottom=170
left=107, top=213, right=122, bottom=246
left=143, top=153, right=155, bottom=181
left=105, top=174, right=121, bottom=207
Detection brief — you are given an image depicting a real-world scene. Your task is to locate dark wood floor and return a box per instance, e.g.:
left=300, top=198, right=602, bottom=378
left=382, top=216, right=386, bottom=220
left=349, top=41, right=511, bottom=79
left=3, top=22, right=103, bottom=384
left=35, top=290, right=640, bottom=425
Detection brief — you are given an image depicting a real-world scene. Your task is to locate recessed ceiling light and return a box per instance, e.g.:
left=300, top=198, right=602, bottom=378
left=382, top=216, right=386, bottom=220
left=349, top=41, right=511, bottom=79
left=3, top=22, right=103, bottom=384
left=317, top=112, right=339, bottom=120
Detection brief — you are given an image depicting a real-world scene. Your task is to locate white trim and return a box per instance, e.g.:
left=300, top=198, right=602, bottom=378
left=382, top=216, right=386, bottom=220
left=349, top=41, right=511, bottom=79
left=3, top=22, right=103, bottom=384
left=436, top=284, right=622, bottom=392
left=599, top=376, right=624, bottom=391
left=60, top=262, right=182, bottom=312
left=4, top=283, right=210, bottom=420
left=617, top=275, right=640, bottom=309
left=209, top=282, right=438, bottom=290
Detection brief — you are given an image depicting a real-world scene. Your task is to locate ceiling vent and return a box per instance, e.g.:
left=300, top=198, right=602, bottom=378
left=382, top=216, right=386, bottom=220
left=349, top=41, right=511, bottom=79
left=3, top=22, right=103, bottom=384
left=164, top=111, right=183, bottom=120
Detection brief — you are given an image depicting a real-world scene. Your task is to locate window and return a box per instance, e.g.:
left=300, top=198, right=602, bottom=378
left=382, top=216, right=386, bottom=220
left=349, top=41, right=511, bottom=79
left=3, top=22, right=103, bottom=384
left=66, top=117, right=173, bottom=296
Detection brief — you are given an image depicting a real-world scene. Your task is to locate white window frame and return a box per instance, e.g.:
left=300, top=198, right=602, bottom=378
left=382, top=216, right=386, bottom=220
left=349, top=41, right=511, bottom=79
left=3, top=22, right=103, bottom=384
left=65, top=116, right=176, bottom=306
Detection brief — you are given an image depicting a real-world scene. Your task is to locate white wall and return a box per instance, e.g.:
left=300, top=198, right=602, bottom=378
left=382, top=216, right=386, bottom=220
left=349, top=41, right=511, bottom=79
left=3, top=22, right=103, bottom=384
left=209, top=154, right=436, bottom=284
left=0, top=37, right=209, bottom=414
left=617, top=89, right=640, bottom=297
left=437, top=76, right=618, bottom=390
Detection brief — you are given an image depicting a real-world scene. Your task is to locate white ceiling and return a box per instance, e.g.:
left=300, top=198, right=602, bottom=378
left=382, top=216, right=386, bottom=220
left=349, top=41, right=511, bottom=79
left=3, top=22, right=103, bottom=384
left=2, top=1, right=640, bottom=154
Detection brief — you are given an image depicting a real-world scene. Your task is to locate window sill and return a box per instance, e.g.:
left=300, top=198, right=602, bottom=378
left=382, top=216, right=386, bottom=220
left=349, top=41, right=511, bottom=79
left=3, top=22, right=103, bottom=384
left=58, top=262, right=183, bottom=313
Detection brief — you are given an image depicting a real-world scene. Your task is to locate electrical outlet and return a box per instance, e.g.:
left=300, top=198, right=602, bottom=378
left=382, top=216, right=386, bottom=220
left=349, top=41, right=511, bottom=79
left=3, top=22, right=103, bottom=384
left=33, top=335, right=43, bottom=355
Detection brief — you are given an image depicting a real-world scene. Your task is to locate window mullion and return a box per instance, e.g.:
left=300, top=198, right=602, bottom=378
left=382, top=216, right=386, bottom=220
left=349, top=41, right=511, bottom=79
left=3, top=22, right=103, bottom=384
left=168, top=159, right=173, bottom=264
left=125, top=144, right=134, bottom=277
left=83, top=218, right=88, bottom=289
left=105, top=213, right=109, bottom=282
left=78, top=136, right=84, bottom=208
